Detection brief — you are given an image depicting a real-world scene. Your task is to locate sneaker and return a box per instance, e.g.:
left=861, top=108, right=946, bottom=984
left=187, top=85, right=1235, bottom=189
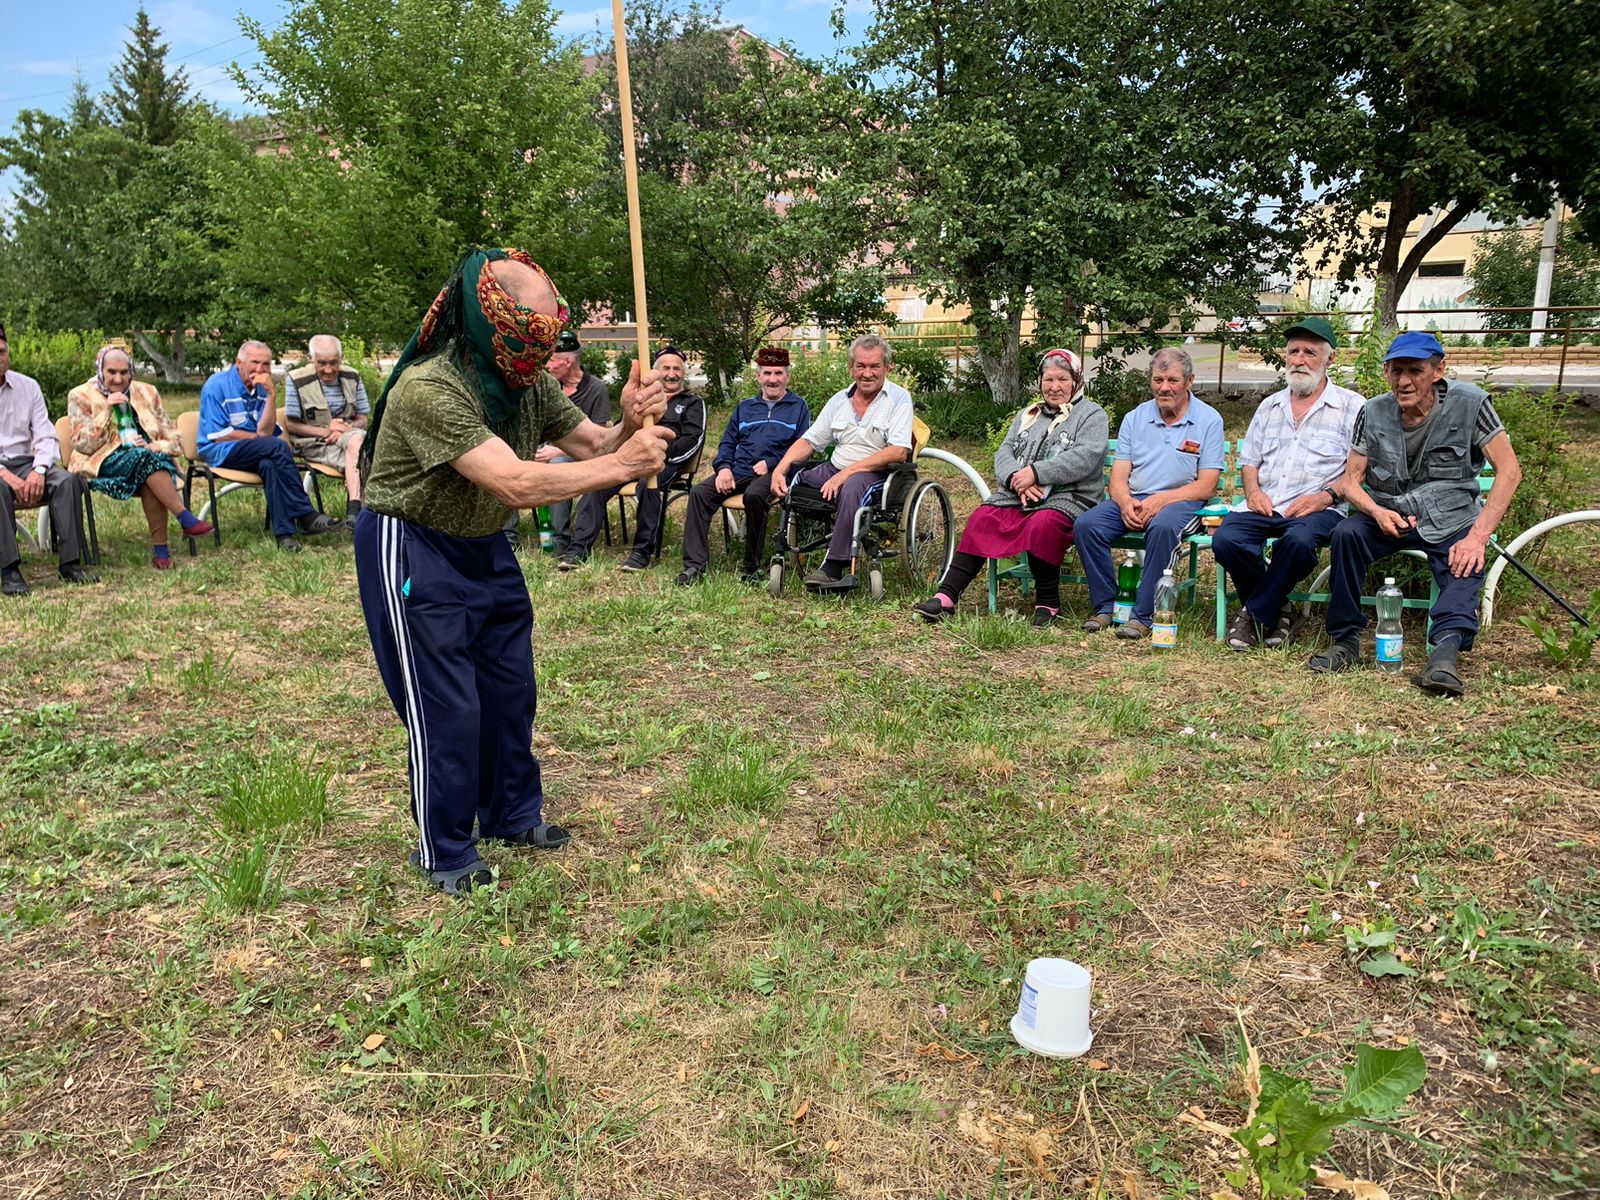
left=298, top=513, right=344, bottom=536
left=1225, top=609, right=1261, bottom=651
left=914, top=597, right=953, bottom=623
left=676, top=565, right=706, bottom=587
left=618, top=551, right=650, bottom=573
left=58, top=562, right=96, bottom=584
left=1263, top=613, right=1294, bottom=649
left=1116, top=619, right=1151, bottom=640
left=1031, top=606, right=1060, bottom=628
left=1081, top=612, right=1113, bottom=633
left=556, top=550, right=586, bottom=572
left=739, top=570, right=763, bottom=586
left=277, top=535, right=305, bottom=554
left=1, top=567, right=30, bottom=597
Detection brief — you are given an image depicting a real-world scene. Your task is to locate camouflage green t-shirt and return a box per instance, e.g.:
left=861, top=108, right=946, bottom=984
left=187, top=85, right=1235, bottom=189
left=364, top=351, right=587, bottom=537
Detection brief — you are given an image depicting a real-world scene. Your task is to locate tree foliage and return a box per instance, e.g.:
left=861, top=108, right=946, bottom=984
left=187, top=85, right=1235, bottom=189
left=1471, top=225, right=1600, bottom=340
left=226, top=0, right=610, bottom=345
left=595, top=1, right=889, bottom=399
left=108, top=7, right=190, bottom=146
left=1292, top=0, right=1600, bottom=330
left=798, top=0, right=1312, bottom=409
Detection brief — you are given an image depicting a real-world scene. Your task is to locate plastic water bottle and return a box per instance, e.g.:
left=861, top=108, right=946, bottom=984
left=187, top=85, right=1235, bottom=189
left=1112, top=552, right=1139, bottom=625
left=1151, top=570, right=1179, bottom=649
left=1375, top=577, right=1404, bottom=672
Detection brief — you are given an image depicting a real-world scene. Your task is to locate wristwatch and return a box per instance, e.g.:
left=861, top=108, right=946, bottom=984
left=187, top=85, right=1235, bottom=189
left=1324, top=487, right=1339, bottom=503
left=33, top=464, right=46, bottom=476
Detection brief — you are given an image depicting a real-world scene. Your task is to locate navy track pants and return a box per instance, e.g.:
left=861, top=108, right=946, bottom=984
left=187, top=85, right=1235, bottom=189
left=354, top=509, right=545, bottom=871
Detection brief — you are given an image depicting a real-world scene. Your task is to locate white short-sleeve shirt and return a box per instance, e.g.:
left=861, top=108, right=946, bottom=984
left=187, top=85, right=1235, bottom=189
left=802, top=380, right=915, bottom=470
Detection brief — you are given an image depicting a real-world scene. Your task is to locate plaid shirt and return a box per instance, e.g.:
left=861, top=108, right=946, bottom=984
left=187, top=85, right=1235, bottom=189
left=1239, top=381, right=1364, bottom=509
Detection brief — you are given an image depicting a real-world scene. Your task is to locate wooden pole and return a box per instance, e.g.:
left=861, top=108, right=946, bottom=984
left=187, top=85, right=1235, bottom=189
left=611, top=0, right=654, bottom=484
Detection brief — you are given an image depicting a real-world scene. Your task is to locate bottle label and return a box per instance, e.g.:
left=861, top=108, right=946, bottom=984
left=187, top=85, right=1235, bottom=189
left=1152, top=621, right=1178, bottom=648
left=1112, top=600, right=1133, bottom=625
left=1376, top=633, right=1403, bottom=664
left=1018, top=982, right=1039, bottom=1029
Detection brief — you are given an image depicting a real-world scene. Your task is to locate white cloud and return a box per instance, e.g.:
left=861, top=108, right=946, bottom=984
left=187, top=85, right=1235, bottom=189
left=146, top=0, right=239, bottom=49
left=13, top=58, right=90, bottom=77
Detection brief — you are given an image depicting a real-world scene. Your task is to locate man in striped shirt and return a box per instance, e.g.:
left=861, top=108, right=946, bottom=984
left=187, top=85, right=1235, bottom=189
left=1214, top=317, right=1364, bottom=649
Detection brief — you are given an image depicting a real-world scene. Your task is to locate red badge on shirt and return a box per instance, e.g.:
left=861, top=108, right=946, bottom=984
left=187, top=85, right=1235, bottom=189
left=1179, top=439, right=1201, bottom=455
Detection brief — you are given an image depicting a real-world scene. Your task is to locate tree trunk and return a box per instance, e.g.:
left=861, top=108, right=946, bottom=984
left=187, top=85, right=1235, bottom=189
left=971, top=291, right=1024, bottom=411
left=135, top=328, right=186, bottom=383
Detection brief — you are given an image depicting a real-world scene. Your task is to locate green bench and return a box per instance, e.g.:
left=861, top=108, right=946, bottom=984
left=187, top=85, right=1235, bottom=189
left=986, top=439, right=1240, bottom=616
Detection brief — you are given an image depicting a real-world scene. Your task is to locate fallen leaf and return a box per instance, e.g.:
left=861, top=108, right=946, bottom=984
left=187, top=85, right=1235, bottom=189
left=1312, top=1164, right=1390, bottom=1199
left=498, top=936, right=513, bottom=947
left=1087, top=1058, right=1110, bottom=1071
left=358, top=956, right=374, bottom=969
left=361, top=1033, right=387, bottom=1052
left=992, top=888, right=1003, bottom=903
left=824, top=1138, right=842, bottom=1153
left=271, top=1028, right=284, bottom=1042
left=676, top=1063, right=688, bottom=1083
left=791, top=1098, right=810, bottom=1122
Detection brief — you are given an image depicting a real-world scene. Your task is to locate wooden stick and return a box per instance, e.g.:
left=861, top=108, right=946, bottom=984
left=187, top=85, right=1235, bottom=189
left=610, top=0, right=656, bottom=488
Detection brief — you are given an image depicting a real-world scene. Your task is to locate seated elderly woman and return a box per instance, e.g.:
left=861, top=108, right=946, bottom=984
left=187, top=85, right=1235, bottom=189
left=915, top=348, right=1109, bottom=626
left=67, top=346, right=212, bottom=568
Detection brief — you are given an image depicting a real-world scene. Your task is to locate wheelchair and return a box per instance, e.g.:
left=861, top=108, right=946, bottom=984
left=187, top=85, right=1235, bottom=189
left=767, top=417, right=955, bottom=600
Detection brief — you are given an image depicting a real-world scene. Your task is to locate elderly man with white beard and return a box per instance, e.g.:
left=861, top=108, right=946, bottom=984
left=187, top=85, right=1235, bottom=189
left=1213, top=317, right=1364, bottom=650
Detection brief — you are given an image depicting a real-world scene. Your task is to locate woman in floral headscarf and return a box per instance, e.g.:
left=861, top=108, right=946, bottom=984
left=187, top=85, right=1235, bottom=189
left=355, top=248, right=671, bottom=896
left=915, top=349, right=1108, bottom=627
left=66, top=345, right=213, bottom=569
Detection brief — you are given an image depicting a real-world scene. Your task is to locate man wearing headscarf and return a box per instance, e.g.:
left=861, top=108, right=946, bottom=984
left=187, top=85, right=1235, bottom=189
left=914, top=348, right=1108, bottom=625
left=355, top=249, right=670, bottom=896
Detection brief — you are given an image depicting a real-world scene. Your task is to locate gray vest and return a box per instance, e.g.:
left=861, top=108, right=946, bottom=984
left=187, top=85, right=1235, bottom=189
left=1362, top=380, right=1485, bottom=542
left=289, top=367, right=360, bottom=425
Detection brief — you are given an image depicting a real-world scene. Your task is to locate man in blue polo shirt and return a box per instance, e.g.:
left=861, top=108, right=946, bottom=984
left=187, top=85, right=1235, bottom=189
left=1075, top=347, right=1224, bottom=638
left=198, top=340, right=344, bottom=552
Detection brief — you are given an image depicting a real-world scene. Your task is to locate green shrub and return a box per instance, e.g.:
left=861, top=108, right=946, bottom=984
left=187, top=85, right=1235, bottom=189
left=340, top=334, right=388, bottom=400
left=580, top=344, right=611, bottom=382
left=919, top=387, right=1007, bottom=441
left=1490, top=385, right=1580, bottom=531
left=891, top=343, right=948, bottom=393
left=4, top=328, right=103, bottom=419
left=1087, top=360, right=1150, bottom=426
left=609, top=346, right=639, bottom=406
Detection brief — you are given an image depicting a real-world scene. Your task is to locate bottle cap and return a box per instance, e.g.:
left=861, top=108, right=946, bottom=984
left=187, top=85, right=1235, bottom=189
left=1384, top=576, right=1395, bottom=585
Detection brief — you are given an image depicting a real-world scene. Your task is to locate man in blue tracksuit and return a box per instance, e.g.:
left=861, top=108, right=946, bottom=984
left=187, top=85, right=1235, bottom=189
left=676, top=346, right=810, bottom=585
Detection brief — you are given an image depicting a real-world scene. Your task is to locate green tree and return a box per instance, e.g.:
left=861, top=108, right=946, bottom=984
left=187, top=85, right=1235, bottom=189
left=1294, top=0, right=1600, bottom=332
left=806, top=0, right=1309, bottom=409
left=108, top=7, right=191, bottom=146
left=596, top=3, right=889, bottom=399
left=1470, top=225, right=1600, bottom=342
left=227, top=0, right=609, bottom=345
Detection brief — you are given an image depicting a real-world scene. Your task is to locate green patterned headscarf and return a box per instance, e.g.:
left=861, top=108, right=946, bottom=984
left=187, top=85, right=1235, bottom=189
left=363, top=248, right=569, bottom=471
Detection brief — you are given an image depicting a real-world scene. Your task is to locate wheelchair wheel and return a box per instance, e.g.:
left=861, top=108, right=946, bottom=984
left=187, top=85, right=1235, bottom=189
left=867, top=565, right=885, bottom=601
left=901, top=479, right=954, bottom=585
left=768, top=558, right=786, bottom=598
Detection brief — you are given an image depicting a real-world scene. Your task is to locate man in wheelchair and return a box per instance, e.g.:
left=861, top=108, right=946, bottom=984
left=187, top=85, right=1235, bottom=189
left=769, top=335, right=915, bottom=592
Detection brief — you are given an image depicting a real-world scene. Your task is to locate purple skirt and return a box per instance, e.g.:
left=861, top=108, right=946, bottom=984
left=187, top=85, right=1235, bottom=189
left=956, top=504, right=1076, bottom=564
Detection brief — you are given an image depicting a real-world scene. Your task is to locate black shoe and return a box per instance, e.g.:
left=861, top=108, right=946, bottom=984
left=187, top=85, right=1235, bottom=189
left=58, top=562, right=96, bottom=585
left=297, top=513, right=344, bottom=536
left=1307, top=637, right=1360, bottom=673
left=556, top=550, right=586, bottom=572
left=1031, top=606, right=1059, bottom=628
left=492, top=822, right=572, bottom=850
left=1, top=567, right=29, bottom=597
left=346, top=500, right=363, bottom=519
left=739, top=569, right=763, bottom=585
left=618, top=551, right=651, bottom=573
left=1225, top=609, right=1261, bottom=651
left=914, top=597, right=953, bottom=623
left=676, top=565, right=706, bottom=587
left=277, top=535, right=305, bottom=554
left=1413, top=634, right=1465, bottom=698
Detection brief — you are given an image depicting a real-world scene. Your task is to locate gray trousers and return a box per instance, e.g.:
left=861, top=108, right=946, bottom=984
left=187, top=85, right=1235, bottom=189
left=0, top=454, right=86, bottom=568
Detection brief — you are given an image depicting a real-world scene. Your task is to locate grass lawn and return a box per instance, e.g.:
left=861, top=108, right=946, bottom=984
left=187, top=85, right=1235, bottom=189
left=1, top=407, right=1597, bottom=1199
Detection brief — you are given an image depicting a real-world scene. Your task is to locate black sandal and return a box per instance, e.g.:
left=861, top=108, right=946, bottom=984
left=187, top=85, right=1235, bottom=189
left=409, top=849, right=495, bottom=896
left=493, top=822, right=572, bottom=850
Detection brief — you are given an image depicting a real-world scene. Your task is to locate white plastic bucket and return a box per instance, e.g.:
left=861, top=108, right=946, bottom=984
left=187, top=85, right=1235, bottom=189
left=1010, top=957, right=1093, bottom=1058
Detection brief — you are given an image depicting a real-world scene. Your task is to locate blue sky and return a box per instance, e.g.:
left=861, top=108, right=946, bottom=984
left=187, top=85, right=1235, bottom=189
left=1, top=0, right=869, bottom=135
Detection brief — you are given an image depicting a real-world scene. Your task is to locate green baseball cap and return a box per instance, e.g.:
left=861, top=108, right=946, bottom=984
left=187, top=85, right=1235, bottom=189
left=1282, top=316, right=1338, bottom=349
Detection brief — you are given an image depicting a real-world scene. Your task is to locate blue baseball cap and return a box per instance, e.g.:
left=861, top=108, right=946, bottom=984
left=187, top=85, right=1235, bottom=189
left=1383, top=331, right=1445, bottom=362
